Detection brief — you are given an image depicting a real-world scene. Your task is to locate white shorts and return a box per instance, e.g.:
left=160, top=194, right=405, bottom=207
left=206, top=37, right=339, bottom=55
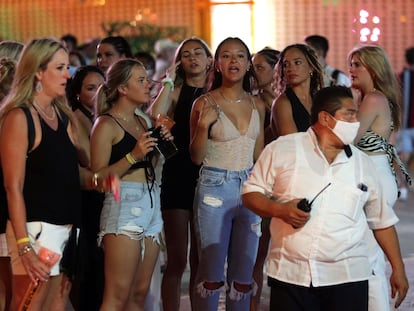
left=6, top=221, right=72, bottom=276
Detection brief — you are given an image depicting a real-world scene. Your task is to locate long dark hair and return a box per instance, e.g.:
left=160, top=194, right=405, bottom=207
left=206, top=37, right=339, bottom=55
left=208, top=37, right=257, bottom=92
left=67, top=65, right=105, bottom=111
left=173, top=37, right=213, bottom=87
left=274, top=43, right=324, bottom=98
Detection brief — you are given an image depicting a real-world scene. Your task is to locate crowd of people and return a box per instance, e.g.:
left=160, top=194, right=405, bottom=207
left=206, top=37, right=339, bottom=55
left=0, top=31, right=411, bottom=311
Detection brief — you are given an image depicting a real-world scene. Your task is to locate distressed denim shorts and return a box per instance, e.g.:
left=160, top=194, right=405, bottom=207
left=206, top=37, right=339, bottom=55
left=98, top=181, right=163, bottom=246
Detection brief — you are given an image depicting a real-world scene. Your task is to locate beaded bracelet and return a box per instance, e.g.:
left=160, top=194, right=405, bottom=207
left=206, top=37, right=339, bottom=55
left=17, top=237, right=30, bottom=245
left=161, top=77, right=174, bottom=91
left=125, top=152, right=137, bottom=165
left=18, top=244, right=33, bottom=256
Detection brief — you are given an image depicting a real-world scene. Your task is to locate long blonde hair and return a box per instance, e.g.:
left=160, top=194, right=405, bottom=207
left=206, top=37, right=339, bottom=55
left=0, top=37, right=73, bottom=123
left=348, top=45, right=402, bottom=129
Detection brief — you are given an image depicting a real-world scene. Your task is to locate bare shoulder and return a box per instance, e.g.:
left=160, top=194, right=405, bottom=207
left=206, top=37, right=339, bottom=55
left=92, top=114, right=119, bottom=135
left=193, top=93, right=210, bottom=109
left=273, top=93, right=293, bottom=114
left=362, top=91, right=388, bottom=110
left=2, top=106, right=28, bottom=127
left=252, top=94, right=266, bottom=115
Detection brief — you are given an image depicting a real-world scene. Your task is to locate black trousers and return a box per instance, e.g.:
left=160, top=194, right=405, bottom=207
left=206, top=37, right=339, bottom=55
left=268, top=277, right=368, bottom=311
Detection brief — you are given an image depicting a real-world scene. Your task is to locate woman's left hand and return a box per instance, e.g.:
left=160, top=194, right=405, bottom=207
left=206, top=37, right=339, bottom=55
left=158, top=124, right=174, bottom=141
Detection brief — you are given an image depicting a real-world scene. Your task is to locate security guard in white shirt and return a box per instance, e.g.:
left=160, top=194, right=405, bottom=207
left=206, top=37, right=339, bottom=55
left=242, top=86, right=408, bottom=311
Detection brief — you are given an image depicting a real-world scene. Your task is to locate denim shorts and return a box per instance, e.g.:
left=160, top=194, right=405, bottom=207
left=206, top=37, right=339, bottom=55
left=98, top=181, right=163, bottom=246
left=6, top=221, right=72, bottom=276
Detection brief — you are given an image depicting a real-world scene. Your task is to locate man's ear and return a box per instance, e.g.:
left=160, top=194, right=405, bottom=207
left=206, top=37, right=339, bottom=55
left=318, top=111, right=330, bottom=126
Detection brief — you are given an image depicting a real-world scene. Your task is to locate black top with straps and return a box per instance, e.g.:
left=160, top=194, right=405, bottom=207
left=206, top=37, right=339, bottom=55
left=24, top=106, right=82, bottom=226
left=285, top=87, right=311, bottom=132
left=104, top=113, right=151, bottom=170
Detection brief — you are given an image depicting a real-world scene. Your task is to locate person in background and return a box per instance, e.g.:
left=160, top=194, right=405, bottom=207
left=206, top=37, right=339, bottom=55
left=134, top=51, right=156, bottom=79
left=0, top=37, right=115, bottom=311
left=304, top=34, right=351, bottom=87
left=0, top=58, right=17, bottom=103
left=68, top=65, right=105, bottom=144
left=66, top=65, right=105, bottom=310
left=134, top=51, right=157, bottom=101
left=242, top=85, right=409, bottom=311
left=0, top=40, right=24, bottom=61
left=96, top=36, right=132, bottom=73
left=152, top=38, right=179, bottom=82
left=250, top=46, right=279, bottom=311
left=69, top=50, right=87, bottom=77
left=79, top=37, right=100, bottom=65
left=396, top=46, right=414, bottom=200
left=252, top=47, right=280, bottom=144
left=90, top=58, right=172, bottom=311
left=350, top=44, right=411, bottom=311
left=0, top=40, right=24, bottom=311
left=189, top=37, right=265, bottom=311
left=271, top=43, right=324, bottom=137
left=148, top=36, right=213, bottom=311
left=61, top=33, right=78, bottom=53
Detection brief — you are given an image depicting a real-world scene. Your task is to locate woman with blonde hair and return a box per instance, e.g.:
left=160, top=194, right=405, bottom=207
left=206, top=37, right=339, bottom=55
left=350, top=44, right=411, bottom=311
left=91, top=58, right=172, bottom=311
left=0, top=37, right=114, bottom=310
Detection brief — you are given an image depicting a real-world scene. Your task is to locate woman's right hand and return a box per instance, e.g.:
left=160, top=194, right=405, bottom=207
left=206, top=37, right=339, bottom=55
left=198, top=100, right=220, bottom=131
left=165, top=61, right=181, bottom=81
left=20, top=248, right=50, bottom=283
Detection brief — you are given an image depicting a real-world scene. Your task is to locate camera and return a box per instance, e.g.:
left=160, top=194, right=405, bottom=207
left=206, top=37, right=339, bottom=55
left=297, top=199, right=311, bottom=212
left=149, top=126, right=178, bottom=160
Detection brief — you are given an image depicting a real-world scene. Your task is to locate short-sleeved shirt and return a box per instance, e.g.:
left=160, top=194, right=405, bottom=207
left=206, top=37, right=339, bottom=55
left=242, top=128, right=398, bottom=287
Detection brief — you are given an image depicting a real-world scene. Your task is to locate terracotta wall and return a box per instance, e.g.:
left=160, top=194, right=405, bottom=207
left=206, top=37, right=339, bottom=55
left=0, top=0, right=412, bottom=73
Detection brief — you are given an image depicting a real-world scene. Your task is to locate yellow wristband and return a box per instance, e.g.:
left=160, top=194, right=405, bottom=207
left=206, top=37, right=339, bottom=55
left=17, top=237, right=30, bottom=245
left=125, top=152, right=137, bottom=165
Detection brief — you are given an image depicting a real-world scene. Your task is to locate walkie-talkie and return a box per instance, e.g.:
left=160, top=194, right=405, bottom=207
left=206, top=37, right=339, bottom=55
left=297, top=183, right=332, bottom=212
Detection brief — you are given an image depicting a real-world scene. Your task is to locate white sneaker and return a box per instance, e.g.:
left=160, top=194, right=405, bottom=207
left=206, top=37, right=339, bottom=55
left=399, top=187, right=408, bottom=201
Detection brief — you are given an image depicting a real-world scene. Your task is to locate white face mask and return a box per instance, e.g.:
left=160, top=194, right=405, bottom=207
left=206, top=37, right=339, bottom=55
left=328, top=116, right=360, bottom=145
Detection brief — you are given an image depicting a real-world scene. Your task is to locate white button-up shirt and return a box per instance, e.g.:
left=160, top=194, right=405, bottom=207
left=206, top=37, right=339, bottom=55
left=243, top=128, right=398, bottom=287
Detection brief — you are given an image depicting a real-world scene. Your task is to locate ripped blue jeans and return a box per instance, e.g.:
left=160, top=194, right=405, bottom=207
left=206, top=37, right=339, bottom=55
left=194, top=166, right=261, bottom=311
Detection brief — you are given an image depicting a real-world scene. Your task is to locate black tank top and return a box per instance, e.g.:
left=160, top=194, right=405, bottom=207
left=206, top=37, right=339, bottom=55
left=105, top=114, right=151, bottom=170
left=24, top=109, right=81, bottom=226
left=285, top=87, right=311, bottom=132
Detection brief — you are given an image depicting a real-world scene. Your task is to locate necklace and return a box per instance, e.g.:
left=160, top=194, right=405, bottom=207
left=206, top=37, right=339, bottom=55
left=32, top=100, right=56, bottom=121
left=115, top=111, right=144, bottom=132
left=219, top=90, right=246, bottom=104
